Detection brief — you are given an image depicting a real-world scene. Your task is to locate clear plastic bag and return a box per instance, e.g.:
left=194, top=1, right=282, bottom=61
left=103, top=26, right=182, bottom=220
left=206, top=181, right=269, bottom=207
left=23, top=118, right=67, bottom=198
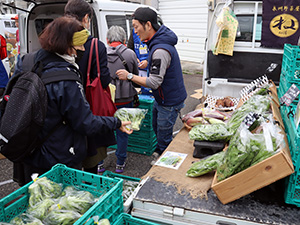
left=43, top=209, right=81, bottom=225
left=28, top=176, right=63, bottom=207
left=10, top=213, right=44, bottom=225
left=114, top=108, right=148, bottom=131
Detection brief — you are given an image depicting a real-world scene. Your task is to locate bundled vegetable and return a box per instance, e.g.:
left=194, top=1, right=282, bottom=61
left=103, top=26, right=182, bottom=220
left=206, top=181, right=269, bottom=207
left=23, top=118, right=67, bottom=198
left=217, top=118, right=283, bottom=181
left=186, top=151, right=225, bottom=177
left=51, top=188, right=95, bottom=214
left=114, top=108, right=148, bottom=131
left=182, top=109, right=203, bottom=122
left=27, top=198, right=55, bottom=220
left=226, top=95, right=271, bottom=134
left=189, top=123, right=232, bottom=142
left=28, top=177, right=63, bottom=207
left=43, top=209, right=81, bottom=225
left=10, top=213, right=44, bottom=225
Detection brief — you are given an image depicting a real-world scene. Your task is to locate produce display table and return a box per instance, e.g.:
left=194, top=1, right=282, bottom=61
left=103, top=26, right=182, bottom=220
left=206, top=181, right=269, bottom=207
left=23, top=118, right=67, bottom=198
left=132, top=128, right=300, bottom=225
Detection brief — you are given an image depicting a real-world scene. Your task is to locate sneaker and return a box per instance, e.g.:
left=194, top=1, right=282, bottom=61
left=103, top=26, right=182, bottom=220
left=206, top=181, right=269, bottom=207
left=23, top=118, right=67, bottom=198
left=115, top=163, right=126, bottom=173
left=151, top=152, right=160, bottom=166
left=97, top=164, right=106, bottom=173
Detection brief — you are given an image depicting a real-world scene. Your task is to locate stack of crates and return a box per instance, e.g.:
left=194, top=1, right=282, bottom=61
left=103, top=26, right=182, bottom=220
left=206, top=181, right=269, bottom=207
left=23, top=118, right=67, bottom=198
left=278, top=44, right=300, bottom=207
left=278, top=43, right=300, bottom=99
left=127, top=95, right=157, bottom=155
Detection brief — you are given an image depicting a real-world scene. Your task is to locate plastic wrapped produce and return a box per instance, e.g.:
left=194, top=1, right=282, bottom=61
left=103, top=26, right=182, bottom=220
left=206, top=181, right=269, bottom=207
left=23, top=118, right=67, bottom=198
left=28, top=177, right=62, bottom=207
left=51, top=187, right=96, bottom=214
left=189, top=123, right=232, bottom=142
left=114, top=108, right=148, bottom=131
left=10, top=213, right=44, bottom=225
left=27, top=198, right=55, bottom=220
left=186, top=151, right=225, bottom=177
left=43, top=209, right=81, bottom=225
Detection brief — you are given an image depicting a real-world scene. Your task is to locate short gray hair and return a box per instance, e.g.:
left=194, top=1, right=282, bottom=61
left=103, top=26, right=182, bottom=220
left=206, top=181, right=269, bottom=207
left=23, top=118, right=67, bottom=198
left=106, top=26, right=126, bottom=43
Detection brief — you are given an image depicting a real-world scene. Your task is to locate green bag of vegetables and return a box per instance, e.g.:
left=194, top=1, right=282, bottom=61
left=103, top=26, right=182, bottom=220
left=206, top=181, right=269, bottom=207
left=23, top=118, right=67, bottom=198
left=27, top=198, right=55, bottom=220
left=28, top=177, right=63, bottom=207
left=10, top=213, right=44, bottom=225
left=43, top=209, right=81, bottom=225
left=189, top=123, right=232, bottom=142
left=114, top=108, right=148, bottom=131
left=186, top=151, right=225, bottom=177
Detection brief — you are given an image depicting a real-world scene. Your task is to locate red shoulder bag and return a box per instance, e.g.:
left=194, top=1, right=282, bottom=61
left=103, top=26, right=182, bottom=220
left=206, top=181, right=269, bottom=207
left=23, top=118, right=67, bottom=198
left=85, top=38, right=117, bottom=116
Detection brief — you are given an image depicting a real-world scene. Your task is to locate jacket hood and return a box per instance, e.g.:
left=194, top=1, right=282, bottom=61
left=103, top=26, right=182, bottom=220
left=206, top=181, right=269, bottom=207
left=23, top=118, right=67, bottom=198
left=147, top=25, right=178, bottom=50
left=107, top=44, right=127, bottom=64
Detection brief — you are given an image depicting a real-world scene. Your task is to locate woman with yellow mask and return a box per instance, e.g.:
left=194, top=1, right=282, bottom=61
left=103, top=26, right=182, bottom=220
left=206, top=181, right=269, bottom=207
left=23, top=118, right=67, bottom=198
left=13, top=16, right=132, bottom=185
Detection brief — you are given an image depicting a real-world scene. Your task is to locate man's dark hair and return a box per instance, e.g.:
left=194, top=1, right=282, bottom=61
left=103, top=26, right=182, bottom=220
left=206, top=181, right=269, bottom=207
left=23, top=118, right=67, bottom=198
left=132, top=7, right=160, bottom=31
left=39, top=16, right=84, bottom=55
left=64, top=0, right=93, bottom=21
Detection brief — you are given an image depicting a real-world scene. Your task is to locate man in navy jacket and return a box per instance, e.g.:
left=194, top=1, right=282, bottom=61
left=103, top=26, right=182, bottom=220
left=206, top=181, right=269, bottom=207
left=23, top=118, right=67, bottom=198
left=117, top=7, right=187, bottom=162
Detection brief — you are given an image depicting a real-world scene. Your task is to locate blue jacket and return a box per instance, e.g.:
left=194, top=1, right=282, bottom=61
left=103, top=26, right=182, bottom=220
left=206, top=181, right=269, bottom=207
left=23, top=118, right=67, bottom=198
left=147, top=25, right=187, bottom=106
left=0, top=60, right=8, bottom=88
left=17, top=49, right=121, bottom=170
left=77, top=35, right=116, bottom=153
left=132, top=29, right=148, bottom=71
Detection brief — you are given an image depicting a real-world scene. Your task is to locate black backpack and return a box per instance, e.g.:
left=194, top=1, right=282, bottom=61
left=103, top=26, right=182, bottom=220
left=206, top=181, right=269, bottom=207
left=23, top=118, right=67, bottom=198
left=0, top=52, right=82, bottom=162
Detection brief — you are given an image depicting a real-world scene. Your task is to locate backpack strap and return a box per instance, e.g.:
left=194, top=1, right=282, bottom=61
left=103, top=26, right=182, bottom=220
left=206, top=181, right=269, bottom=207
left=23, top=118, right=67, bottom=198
left=41, top=67, right=82, bottom=85
left=115, top=48, right=130, bottom=72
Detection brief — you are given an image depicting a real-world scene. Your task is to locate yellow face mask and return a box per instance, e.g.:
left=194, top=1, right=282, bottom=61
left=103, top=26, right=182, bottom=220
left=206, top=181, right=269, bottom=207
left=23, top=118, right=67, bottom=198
left=72, top=29, right=89, bottom=46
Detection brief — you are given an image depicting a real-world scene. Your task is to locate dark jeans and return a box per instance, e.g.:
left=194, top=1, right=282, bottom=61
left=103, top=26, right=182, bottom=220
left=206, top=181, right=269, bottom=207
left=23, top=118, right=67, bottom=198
left=152, top=101, right=185, bottom=155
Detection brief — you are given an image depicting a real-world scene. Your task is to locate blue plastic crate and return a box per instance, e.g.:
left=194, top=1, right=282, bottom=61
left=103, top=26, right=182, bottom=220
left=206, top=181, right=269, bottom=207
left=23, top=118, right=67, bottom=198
left=0, top=164, right=123, bottom=224
left=113, top=213, right=159, bottom=225
left=284, top=162, right=300, bottom=207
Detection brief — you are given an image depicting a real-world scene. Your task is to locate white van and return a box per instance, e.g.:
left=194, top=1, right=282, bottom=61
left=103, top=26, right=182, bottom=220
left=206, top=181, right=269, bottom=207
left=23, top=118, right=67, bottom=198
left=16, top=0, right=160, bottom=55
left=203, top=0, right=283, bottom=98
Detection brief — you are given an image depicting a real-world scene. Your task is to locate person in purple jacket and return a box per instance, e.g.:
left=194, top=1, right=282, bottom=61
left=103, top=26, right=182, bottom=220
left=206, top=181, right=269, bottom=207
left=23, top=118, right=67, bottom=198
left=64, top=0, right=115, bottom=174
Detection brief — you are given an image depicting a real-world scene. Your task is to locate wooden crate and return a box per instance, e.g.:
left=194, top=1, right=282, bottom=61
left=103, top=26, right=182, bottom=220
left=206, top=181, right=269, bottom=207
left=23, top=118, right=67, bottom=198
left=211, top=133, right=293, bottom=204
left=211, top=82, right=294, bottom=204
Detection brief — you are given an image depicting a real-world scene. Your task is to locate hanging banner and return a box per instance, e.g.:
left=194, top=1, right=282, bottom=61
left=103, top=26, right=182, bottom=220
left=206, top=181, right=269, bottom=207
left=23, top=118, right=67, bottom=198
left=261, top=0, right=300, bottom=48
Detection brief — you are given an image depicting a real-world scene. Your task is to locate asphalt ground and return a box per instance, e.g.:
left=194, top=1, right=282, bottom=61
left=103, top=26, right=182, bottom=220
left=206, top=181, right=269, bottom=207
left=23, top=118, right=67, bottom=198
left=0, top=61, right=203, bottom=199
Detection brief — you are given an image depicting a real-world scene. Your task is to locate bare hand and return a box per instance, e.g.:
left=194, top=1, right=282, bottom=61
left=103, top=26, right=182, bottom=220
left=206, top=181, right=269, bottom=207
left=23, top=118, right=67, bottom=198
left=116, top=69, right=129, bottom=80
left=119, top=121, right=133, bottom=134
left=138, top=60, right=148, bottom=69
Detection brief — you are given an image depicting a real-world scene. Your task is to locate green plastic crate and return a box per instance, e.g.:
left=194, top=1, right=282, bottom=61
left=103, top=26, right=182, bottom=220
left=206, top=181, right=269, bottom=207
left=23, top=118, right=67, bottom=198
left=283, top=43, right=300, bottom=60
left=113, top=213, right=159, bottom=225
left=103, top=171, right=140, bottom=213
left=0, top=164, right=123, bottom=224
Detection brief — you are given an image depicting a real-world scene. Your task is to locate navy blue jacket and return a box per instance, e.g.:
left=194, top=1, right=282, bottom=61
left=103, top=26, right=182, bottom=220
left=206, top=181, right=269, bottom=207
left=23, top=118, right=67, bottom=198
left=77, top=36, right=116, bottom=153
left=16, top=49, right=121, bottom=170
left=77, top=36, right=111, bottom=89
left=147, top=25, right=187, bottom=106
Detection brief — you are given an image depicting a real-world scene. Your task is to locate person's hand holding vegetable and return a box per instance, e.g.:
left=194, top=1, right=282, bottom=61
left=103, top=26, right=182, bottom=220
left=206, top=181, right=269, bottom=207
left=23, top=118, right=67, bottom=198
left=119, top=121, right=133, bottom=134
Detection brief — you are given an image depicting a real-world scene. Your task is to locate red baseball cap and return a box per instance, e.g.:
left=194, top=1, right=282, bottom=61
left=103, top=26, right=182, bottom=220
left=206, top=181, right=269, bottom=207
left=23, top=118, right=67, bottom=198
left=11, top=15, right=18, bottom=20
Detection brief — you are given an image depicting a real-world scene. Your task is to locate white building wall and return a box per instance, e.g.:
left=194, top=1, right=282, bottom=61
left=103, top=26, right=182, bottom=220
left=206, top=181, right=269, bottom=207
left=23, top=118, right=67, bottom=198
left=158, top=0, right=208, bottom=63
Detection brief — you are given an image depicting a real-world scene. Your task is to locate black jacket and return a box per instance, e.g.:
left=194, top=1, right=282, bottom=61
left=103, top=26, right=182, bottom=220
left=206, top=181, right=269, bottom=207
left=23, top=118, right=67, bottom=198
left=18, top=49, right=121, bottom=169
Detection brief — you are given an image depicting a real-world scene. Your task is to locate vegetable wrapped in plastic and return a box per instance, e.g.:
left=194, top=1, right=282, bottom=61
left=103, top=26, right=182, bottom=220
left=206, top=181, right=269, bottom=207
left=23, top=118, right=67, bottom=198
left=27, top=198, right=55, bottom=220
left=189, top=123, right=232, bottom=142
left=114, top=108, right=148, bottom=131
left=28, top=177, right=63, bottom=207
left=186, top=151, right=225, bottom=177
left=51, top=187, right=96, bottom=214
left=10, top=213, right=44, bottom=225
left=43, top=209, right=81, bottom=225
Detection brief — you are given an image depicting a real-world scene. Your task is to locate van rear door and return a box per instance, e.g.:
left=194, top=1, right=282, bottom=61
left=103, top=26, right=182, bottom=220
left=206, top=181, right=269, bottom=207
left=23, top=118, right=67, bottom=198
left=203, top=1, right=283, bottom=98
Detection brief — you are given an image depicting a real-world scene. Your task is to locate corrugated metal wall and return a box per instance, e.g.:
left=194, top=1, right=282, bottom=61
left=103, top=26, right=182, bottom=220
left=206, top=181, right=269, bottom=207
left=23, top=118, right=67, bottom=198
left=158, top=0, right=208, bottom=63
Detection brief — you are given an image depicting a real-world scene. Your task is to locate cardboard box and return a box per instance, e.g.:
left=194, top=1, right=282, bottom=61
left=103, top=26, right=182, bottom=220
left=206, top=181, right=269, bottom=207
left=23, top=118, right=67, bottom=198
left=0, top=154, right=5, bottom=160
left=211, top=84, right=294, bottom=204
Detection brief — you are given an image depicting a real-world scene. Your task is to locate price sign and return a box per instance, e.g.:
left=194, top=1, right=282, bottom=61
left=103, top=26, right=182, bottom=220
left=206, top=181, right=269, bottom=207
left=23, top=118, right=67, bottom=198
left=242, top=112, right=260, bottom=129
left=280, top=84, right=300, bottom=106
